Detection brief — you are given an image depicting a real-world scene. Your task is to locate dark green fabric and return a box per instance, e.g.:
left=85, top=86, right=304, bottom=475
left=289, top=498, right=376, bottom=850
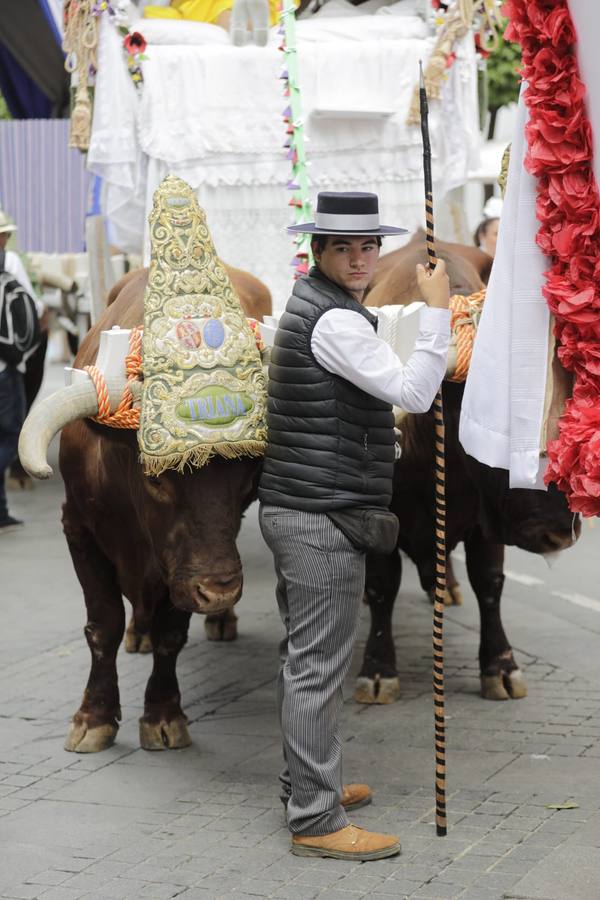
left=258, top=267, right=395, bottom=511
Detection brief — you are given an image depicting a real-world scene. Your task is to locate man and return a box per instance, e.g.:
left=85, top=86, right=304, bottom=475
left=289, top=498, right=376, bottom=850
left=0, top=211, right=43, bottom=532
left=258, top=191, right=451, bottom=861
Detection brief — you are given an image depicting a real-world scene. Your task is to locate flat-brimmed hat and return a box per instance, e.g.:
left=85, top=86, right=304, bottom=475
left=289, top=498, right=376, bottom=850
left=287, top=191, right=408, bottom=236
left=0, top=211, right=17, bottom=234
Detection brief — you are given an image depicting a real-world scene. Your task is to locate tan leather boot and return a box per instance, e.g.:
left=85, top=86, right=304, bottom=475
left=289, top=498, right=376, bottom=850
left=341, top=783, right=372, bottom=811
left=282, top=783, right=372, bottom=812
left=292, top=824, right=401, bottom=861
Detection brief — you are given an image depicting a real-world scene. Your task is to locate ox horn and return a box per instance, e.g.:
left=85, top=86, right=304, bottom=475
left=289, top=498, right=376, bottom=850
left=18, top=377, right=141, bottom=480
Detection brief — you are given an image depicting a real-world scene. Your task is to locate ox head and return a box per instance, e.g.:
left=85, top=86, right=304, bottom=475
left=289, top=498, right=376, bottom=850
left=467, top=457, right=581, bottom=554
left=18, top=375, right=262, bottom=616
left=137, top=459, right=260, bottom=615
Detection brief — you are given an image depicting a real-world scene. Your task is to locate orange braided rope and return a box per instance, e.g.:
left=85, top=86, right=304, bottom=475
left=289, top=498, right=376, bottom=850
left=447, top=289, right=486, bottom=384
left=82, top=322, right=267, bottom=431
left=84, top=326, right=143, bottom=429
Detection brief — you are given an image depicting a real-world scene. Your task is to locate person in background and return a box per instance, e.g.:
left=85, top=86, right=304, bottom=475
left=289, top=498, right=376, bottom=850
left=473, top=195, right=502, bottom=259
left=0, top=212, right=45, bottom=532
left=473, top=217, right=499, bottom=258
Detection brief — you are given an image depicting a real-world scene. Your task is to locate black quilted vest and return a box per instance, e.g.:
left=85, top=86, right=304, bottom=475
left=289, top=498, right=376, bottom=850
left=258, top=267, right=395, bottom=511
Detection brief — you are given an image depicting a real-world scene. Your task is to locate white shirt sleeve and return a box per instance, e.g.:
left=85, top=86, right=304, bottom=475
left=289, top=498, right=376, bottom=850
left=4, top=251, right=44, bottom=317
left=311, top=306, right=451, bottom=413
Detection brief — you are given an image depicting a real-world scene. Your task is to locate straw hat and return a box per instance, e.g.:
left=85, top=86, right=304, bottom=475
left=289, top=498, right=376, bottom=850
left=0, top=211, right=17, bottom=234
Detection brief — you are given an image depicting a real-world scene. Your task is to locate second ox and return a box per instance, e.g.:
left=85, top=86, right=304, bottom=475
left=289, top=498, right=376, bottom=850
left=356, top=240, right=580, bottom=705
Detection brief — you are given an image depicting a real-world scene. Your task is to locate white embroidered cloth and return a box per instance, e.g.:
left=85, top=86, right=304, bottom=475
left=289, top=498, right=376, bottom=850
left=459, top=86, right=551, bottom=489
left=459, top=0, right=600, bottom=489
left=88, top=12, right=479, bottom=306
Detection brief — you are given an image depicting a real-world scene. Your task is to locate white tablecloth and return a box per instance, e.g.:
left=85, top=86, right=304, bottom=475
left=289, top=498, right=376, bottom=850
left=89, top=12, right=480, bottom=306
left=459, top=85, right=551, bottom=489
left=459, top=0, right=600, bottom=489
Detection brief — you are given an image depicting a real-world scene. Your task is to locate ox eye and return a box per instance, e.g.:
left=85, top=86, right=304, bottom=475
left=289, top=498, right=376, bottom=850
left=145, top=474, right=171, bottom=503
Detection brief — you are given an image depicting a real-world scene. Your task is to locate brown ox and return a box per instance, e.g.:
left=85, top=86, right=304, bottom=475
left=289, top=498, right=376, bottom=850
left=107, top=264, right=272, bottom=322
left=356, top=244, right=580, bottom=705
left=18, top=271, right=270, bottom=753
left=367, top=229, right=492, bottom=305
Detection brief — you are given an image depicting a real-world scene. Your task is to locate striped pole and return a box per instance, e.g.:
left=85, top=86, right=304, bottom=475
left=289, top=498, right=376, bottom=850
left=419, top=60, right=447, bottom=838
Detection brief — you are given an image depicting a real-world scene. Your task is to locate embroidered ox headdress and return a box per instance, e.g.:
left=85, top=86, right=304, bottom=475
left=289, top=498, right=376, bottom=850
left=138, top=175, right=267, bottom=474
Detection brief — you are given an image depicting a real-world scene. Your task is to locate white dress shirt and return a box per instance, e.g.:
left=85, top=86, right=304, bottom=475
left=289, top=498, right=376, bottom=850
left=311, top=306, right=451, bottom=413
left=0, top=250, right=43, bottom=374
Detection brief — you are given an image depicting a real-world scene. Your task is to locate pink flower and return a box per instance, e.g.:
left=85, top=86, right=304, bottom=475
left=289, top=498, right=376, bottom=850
left=542, top=6, right=576, bottom=48
left=124, top=31, right=147, bottom=55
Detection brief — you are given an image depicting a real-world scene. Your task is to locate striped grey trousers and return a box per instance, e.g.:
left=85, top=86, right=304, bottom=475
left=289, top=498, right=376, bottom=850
left=259, top=504, right=365, bottom=836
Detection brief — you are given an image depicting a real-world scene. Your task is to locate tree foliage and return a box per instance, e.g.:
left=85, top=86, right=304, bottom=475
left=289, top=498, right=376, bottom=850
left=487, top=19, right=521, bottom=114
left=0, top=92, right=10, bottom=120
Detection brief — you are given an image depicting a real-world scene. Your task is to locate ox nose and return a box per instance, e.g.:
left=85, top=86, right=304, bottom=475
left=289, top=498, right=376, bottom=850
left=195, top=574, right=242, bottom=612
left=541, top=531, right=576, bottom=552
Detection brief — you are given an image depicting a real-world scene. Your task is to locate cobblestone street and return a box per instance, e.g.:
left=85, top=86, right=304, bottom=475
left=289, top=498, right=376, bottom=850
left=2, top=369, right=600, bottom=900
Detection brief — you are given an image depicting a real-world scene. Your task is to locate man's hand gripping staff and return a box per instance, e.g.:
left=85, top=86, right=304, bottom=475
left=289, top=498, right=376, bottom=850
left=416, top=258, right=450, bottom=310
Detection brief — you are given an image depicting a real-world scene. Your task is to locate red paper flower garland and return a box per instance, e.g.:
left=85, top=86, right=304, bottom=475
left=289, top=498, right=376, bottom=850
left=505, top=0, right=600, bottom=516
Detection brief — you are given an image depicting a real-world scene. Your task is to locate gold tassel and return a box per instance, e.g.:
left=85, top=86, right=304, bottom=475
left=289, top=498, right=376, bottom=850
left=69, top=82, right=93, bottom=151
left=407, top=5, right=471, bottom=126
left=63, top=0, right=98, bottom=152
left=140, top=441, right=266, bottom=476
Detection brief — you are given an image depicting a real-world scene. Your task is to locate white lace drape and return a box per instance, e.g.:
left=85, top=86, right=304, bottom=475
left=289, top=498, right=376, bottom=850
left=88, top=12, right=480, bottom=308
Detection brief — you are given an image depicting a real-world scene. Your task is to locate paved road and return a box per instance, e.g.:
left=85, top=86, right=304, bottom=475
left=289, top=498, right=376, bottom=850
left=1, top=365, right=600, bottom=900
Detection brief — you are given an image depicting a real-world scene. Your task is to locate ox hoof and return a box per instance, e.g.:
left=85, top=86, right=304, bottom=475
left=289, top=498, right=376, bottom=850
left=354, top=676, right=401, bottom=705
left=447, top=585, right=463, bottom=606
left=481, top=668, right=528, bottom=701
left=139, top=716, right=192, bottom=751
left=7, top=473, right=34, bottom=491
left=64, top=720, right=118, bottom=753
left=204, top=611, right=238, bottom=642
left=428, top=590, right=462, bottom=607
left=480, top=674, right=510, bottom=701
left=506, top=669, right=528, bottom=699
left=124, top=630, right=153, bottom=654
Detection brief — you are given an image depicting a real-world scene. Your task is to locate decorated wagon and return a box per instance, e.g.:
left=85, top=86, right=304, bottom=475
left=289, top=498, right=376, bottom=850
left=63, top=0, right=501, bottom=305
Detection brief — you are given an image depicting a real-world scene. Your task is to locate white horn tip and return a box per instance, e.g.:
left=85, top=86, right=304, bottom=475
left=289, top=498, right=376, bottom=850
left=26, top=462, right=53, bottom=480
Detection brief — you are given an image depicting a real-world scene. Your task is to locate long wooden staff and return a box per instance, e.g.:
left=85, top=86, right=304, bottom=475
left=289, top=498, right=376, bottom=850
left=419, top=60, right=447, bottom=838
